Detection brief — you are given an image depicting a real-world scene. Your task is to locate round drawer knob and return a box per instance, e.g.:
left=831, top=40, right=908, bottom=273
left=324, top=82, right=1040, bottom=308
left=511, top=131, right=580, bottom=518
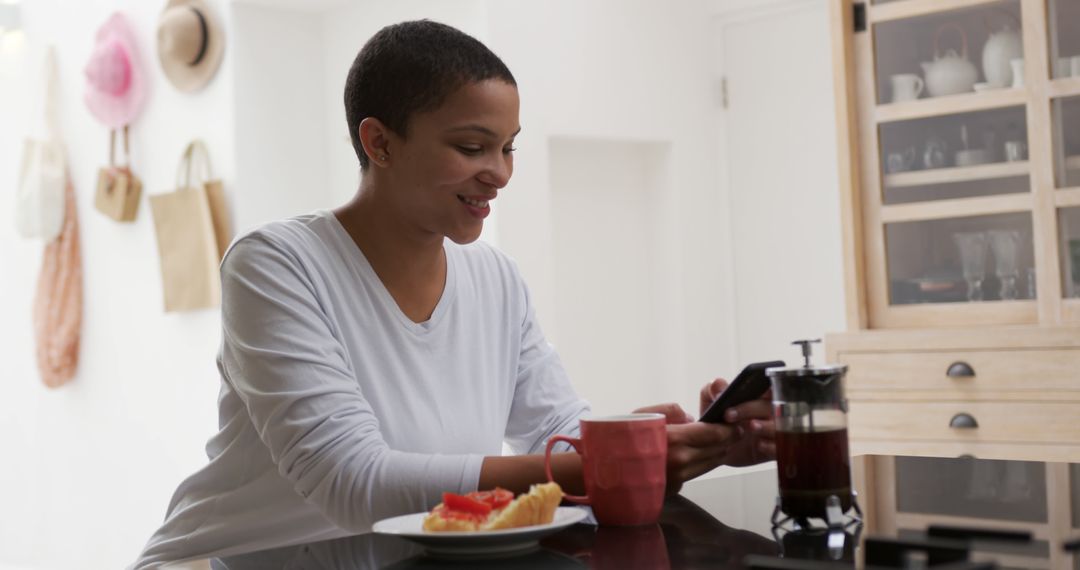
left=946, top=361, right=975, bottom=378
left=949, top=413, right=979, bottom=429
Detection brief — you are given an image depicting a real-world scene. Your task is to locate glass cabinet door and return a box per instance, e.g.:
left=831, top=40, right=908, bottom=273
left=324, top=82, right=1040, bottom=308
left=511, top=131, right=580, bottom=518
left=879, top=106, right=1029, bottom=205
left=1072, top=463, right=1080, bottom=529
left=1051, top=95, right=1080, bottom=189
left=895, top=457, right=1048, bottom=523
left=873, top=1, right=1023, bottom=106
left=1048, top=0, right=1080, bottom=81
left=868, top=0, right=1035, bottom=316
left=854, top=0, right=1080, bottom=324
left=886, top=213, right=1034, bottom=305
left=1059, top=208, right=1080, bottom=298
left=1050, top=0, right=1080, bottom=310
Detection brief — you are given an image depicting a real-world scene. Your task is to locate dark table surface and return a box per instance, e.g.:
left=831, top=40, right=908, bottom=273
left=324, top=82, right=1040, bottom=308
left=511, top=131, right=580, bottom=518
left=198, top=456, right=1080, bottom=569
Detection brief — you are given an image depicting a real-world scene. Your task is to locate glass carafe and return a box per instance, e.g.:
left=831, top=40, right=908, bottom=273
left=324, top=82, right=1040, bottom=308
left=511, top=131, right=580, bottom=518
left=768, top=341, right=854, bottom=521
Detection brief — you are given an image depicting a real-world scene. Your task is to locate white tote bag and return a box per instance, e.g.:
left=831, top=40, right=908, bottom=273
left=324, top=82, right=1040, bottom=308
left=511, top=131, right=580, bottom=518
left=16, top=47, right=66, bottom=241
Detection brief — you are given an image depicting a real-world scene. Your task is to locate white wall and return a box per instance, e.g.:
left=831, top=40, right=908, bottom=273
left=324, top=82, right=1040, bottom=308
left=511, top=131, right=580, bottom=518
left=548, top=137, right=675, bottom=415
left=0, top=2, right=236, bottom=569
left=232, top=3, right=332, bottom=231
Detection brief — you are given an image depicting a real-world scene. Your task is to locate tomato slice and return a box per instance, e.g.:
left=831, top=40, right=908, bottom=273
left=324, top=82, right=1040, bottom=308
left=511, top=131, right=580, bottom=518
left=443, top=492, right=493, bottom=515
left=465, top=488, right=514, bottom=509
left=487, top=488, right=514, bottom=509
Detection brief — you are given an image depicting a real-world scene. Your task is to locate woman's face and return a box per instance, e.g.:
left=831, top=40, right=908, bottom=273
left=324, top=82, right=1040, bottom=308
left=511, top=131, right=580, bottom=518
left=384, top=79, right=520, bottom=245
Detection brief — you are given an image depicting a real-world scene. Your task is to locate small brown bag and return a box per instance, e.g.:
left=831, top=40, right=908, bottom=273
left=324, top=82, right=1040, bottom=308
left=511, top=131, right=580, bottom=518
left=94, top=125, right=142, bottom=222
left=149, top=140, right=233, bottom=313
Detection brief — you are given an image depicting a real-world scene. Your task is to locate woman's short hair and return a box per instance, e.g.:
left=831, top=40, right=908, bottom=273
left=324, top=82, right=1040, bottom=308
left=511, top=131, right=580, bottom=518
left=344, top=20, right=517, bottom=170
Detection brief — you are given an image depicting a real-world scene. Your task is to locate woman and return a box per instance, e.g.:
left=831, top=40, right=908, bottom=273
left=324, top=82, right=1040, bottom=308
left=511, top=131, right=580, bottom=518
left=133, top=20, right=775, bottom=568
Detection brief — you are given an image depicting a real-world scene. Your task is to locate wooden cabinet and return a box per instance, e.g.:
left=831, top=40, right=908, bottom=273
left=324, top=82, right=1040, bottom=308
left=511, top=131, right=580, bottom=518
left=862, top=455, right=1079, bottom=569
left=832, top=327, right=1080, bottom=461
left=825, top=0, right=1080, bottom=461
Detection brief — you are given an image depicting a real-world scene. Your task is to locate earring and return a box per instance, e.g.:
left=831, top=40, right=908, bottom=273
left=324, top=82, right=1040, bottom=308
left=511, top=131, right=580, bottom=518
left=379, top=155, right=388, bottom=161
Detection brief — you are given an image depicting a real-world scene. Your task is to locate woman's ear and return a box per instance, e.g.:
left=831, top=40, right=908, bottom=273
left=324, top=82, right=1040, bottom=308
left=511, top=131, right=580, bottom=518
left=359, top=117, right=392, bottom=166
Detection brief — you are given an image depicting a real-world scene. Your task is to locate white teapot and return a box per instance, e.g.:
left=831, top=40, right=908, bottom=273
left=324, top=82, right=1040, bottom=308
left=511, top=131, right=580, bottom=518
left=922, top=24, right=979, bottom=97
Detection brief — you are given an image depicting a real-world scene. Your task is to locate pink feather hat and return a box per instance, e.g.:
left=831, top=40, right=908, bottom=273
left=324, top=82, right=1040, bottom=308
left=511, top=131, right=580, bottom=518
left=84, top=12, right=147, bottom=129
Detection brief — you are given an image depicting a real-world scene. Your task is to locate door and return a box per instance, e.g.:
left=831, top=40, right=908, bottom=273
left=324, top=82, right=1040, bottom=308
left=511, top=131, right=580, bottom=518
left=716, top=0, right=847, bottom=365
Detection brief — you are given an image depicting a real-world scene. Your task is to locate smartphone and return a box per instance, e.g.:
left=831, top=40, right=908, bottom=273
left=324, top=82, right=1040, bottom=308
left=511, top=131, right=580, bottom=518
left=699, top=360, right=785, bottom=424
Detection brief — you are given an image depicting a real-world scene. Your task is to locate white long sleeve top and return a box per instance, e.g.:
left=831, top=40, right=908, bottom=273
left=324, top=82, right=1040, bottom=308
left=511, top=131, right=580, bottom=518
left=132, top=210, right=590, bottom=568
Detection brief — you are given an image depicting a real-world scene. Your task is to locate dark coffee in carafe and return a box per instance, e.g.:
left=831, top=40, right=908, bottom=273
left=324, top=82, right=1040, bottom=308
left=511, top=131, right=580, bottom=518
left=775, top=426, right=853, bottom=518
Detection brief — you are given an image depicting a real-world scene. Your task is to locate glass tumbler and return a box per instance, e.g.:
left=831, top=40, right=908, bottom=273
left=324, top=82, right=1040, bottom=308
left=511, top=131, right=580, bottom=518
left=954, top=232, right=989, bottom=301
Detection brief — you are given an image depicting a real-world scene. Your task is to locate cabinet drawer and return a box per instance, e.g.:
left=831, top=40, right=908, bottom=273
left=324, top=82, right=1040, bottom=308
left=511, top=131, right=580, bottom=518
left=841, top=349, right=1080, bottom=394
left=849, top=402, right=1080, bottom=445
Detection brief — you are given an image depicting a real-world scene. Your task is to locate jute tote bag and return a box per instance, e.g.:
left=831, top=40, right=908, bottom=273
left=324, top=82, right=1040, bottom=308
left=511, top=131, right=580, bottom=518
left=93, top=125, right=143, bottom=222
left=149, top=140, right=232, bottom=312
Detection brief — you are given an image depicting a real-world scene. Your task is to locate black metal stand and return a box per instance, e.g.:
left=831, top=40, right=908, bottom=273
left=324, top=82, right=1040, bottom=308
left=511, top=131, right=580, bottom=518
left=770, top=492, right=864, bottom=563
left=770, top=491, right=863, bottom=529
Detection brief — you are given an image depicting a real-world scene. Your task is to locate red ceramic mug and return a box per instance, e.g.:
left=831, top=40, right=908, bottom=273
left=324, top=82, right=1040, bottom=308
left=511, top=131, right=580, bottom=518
left=544, top=413, right=668, bottom=526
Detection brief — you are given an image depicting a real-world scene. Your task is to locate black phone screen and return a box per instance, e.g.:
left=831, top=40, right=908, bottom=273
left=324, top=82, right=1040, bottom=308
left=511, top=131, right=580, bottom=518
left=698, top=360, right=785, bottom=424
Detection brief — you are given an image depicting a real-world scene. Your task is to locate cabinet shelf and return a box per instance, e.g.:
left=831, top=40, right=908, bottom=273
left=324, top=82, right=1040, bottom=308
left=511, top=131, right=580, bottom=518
left=880, top=193, right=1031, bottom=223
left=869, top=0, right=1004, bottom=23
left=1048, top=77, right=1080, bottom=98
left=1054, top=188, right=1080, bottom=208
left=884, top=161, right=1030, bottom=189
left=876, top=89, right=1027, bottom=124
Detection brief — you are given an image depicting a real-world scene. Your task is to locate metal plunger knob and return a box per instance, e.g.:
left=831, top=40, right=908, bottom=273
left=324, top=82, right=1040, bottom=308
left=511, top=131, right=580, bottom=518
left=791, top=339, right=822, bottom=367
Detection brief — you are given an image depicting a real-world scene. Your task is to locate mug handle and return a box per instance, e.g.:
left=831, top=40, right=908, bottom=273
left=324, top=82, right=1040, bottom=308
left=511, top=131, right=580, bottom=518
left=545, top=435, right=590, bottom=504
left=913, top=75, right=925, bottom=97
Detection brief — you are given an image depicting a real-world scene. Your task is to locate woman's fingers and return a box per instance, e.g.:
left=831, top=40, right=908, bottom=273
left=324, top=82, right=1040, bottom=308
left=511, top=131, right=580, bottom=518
left=699, top=378, right=728, bottom=416
left=725, top=398, right=773, bottom=423
left=757, top=440, right=777, bottom=460
left=745, top=418, right=776, bottom=439
left=634, top=402, right=693, bottom=424
left=666, top=422, right=739, bottom=481
left=668, top=421, right=735, bottom=448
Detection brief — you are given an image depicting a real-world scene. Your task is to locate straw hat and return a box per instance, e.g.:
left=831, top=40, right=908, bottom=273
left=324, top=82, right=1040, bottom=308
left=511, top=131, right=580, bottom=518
left=156, top=0, right=224, bottom=92
left=84, top=12, right=147, bottom=129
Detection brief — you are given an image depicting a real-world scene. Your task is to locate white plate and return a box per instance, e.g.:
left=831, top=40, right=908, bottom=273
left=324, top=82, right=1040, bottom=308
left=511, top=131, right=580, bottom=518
left=372, top=507, right=589, bottom=557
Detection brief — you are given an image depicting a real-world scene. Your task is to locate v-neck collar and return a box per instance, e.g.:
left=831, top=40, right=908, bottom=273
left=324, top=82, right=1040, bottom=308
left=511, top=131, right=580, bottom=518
left=323, top=209, right=455, bottom=336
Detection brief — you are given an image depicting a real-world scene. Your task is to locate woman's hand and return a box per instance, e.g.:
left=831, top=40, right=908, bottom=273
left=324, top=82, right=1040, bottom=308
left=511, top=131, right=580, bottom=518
left=698, top=378, right=776, bottom=468
left=630, top=401, right=745, bottom=496
left=634, top=380, right=777, bottom=495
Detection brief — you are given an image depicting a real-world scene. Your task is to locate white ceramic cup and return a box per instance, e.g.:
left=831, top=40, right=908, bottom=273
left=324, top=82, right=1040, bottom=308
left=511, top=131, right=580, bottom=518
left=955, top=148, right=991, bottom=167
left=890, top=73, right=924, bottom=102
left=1058, top=57, right=1072, bottom=78
left=1004, top=140, right=1028, bottom=162
left=1011, top=58, right=1025, bottom=88
left=1072, top=56, right=1080, bottom=78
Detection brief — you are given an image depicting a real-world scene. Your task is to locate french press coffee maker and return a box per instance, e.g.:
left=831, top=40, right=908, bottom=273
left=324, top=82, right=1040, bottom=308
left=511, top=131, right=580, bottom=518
left=767, top=339, right=861, bottom=527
